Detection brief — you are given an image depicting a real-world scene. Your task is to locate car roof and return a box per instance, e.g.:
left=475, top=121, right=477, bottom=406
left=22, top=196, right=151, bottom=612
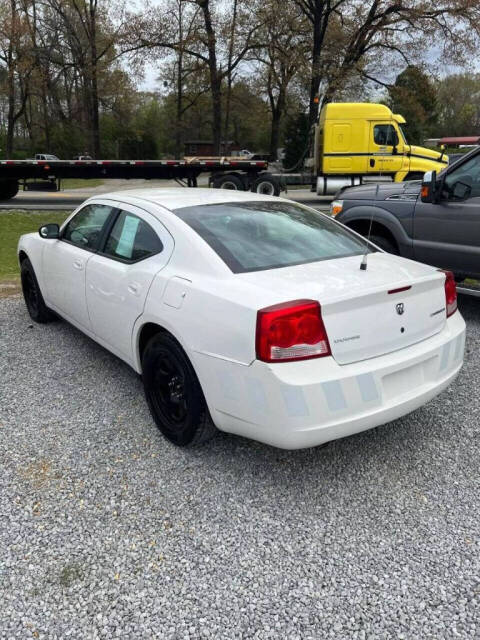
left=90, top=187, right=284, bottom=212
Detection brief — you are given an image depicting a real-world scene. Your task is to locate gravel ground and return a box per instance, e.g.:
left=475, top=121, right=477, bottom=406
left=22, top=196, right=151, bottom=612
left=1, top=294, right=479, bottom=639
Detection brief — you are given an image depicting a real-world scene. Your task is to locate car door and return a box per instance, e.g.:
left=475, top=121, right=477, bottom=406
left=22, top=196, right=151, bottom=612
left=43, top=203, right=115, bottom=329
left=85, top=203, right=174, bottom=363
left=413, top=154, right=480, bottom=277
left=368, top=123, right=405, bottom=175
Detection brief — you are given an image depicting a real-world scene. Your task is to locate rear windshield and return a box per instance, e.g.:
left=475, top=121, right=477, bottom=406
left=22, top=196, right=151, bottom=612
left=173, top=201, right=371, bottom=273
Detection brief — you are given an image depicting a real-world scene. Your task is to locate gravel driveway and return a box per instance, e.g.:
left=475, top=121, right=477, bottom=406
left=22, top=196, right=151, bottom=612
left=1, top=295, right=479, bottom=639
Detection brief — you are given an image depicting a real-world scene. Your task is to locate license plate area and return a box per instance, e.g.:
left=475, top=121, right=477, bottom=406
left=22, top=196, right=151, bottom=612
left=382, top=356, right=438, bottom=401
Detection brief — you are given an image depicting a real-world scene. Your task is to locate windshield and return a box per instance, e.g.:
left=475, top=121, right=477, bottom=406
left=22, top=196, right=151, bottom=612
left=173, top=201, right=372, bottom=273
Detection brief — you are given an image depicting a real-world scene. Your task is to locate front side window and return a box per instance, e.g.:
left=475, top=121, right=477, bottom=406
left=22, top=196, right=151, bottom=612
left=173, top=201, right=372, bottom=273
left=62, top=204, right=113, bottom=251
left=373, top=124, right=398, bottom=147
left=103, top=210, right=163, bottom=262
left=443, top=154, right=480, bottom=201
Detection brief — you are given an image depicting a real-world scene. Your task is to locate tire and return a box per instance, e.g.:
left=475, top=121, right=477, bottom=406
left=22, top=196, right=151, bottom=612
left=369, top=234, right=399, bottom=255
left=251, top=174, right=280, bottom=196
left=20, top=258, right=54, bottom=323
left=142, top=333, right=217, bottom=447
left=213, top=174, right=244, bottom=190
left=0, top=179, right=18, bottom=200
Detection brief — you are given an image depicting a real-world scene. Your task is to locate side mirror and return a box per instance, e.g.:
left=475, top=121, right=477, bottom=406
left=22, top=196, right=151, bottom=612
left=451, top=180, right=471, bottom=201
left=421, top=170, right=437, bottom=203
left=39, top=223, right=60, bottom=239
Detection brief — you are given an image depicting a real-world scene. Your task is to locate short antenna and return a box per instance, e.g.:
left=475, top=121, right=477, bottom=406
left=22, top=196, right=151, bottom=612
left=359, top=182, right=379, bottom=270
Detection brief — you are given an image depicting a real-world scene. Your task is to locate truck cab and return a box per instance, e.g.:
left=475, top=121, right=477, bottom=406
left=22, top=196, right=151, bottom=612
left=315, top=103, right=448, bottom=195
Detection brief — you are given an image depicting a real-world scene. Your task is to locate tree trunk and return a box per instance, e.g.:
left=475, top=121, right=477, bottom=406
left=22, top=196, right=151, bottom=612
left=308, top=9, right=323, bottom=128
left=199, top=0, right=222, bottom=154
left=267, top=73, right=286, bottom=162
left=269, top=107, right=281, bottom=161
left=175, top=0, right=183, bottom=158
left=6, top=0, right=16, bottom=157
left=223, top=0, right=238, bottom=145
left=89, top=0, right=100, bottom=157
left=6, top=66, right=15, bottom=157
left=211, top=77, right=222, bottom=154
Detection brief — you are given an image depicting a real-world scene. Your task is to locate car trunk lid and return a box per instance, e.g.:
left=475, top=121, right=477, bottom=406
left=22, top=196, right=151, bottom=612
left=321, top=275, right=446, bottom=365
left=237, top=253, right=447, bottom=365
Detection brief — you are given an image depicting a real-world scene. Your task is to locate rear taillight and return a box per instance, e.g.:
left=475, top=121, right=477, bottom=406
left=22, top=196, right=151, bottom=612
left=443, top=270, right=457, bottom=317
left=256, top=299, right=331, bottom=363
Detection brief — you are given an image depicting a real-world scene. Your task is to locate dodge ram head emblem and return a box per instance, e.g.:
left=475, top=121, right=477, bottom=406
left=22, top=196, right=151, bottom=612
left=396, top=303, right=405, bottom=315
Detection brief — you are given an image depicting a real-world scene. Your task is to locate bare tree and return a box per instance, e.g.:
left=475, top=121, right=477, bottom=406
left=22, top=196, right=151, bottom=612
left=129, top=0, right=264, bottom=155
left=42, top=0, right=126, bottom=157
left=252, top=0, right=309, bottom=159
left=0, top=0, right=36, bottom=155
left=296, top=0, right=480, bottom=126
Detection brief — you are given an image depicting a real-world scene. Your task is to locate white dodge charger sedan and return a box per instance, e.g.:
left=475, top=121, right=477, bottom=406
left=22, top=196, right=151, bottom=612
left=18, top=189, right=465, bottom=449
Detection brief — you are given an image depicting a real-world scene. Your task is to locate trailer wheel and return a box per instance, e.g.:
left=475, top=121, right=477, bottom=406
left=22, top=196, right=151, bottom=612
left=213, top=174, right=244, bottom=190
left=0, top=179, right=19, bottom=200
left=251, top=174, right=280, bottom=196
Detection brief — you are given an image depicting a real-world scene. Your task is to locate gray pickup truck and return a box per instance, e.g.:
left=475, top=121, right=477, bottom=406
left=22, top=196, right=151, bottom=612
left=333, top=148, right=480, bottom=281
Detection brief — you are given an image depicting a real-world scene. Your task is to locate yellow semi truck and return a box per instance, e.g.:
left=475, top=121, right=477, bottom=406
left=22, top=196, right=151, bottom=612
left=314, top=103, right=448, bottom=195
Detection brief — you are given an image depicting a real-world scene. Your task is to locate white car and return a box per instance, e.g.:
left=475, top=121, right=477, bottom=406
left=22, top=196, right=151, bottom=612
left=18, top=189, right=465, bottom=449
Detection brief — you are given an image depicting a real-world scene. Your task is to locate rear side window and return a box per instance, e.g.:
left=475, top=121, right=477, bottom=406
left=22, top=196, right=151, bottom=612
left=62, top=204, right=113, bottom=251
left=173, top=201, right=371, bottom=273
left=103, top=210, right=163, bottom=262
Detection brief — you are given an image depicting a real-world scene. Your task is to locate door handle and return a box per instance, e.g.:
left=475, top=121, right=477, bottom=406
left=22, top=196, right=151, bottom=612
left=128, top=282, right=141, bottom=296
left=73, top=259, right=84, bottom=270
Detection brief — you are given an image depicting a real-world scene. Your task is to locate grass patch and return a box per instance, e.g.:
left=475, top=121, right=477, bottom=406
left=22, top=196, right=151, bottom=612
left=0, top=210, right=69, bottom=284
left=60, top=178, right=104, bottom=190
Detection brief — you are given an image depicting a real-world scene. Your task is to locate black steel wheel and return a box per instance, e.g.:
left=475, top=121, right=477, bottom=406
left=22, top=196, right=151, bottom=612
left=20, top=258, right=53, bottom=323
left=142, top=332, right=217, bottom=447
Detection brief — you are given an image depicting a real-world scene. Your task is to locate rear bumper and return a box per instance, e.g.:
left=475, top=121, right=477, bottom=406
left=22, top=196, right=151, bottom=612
left=196, top=312, right=465, bottom=449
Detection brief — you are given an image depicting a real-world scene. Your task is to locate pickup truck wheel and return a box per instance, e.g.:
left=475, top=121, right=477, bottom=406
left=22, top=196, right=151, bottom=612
left=20, top=258, right=54, bottom=323
left=213, top=174, right=244, bottom=190
left=142, top=333, right=217, bottom=447
left=369, top=235, right=399, bottom=255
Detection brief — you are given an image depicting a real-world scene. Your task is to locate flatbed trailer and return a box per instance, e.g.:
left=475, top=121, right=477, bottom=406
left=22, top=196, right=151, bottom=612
left=0, top=157, right=281, bottom=200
